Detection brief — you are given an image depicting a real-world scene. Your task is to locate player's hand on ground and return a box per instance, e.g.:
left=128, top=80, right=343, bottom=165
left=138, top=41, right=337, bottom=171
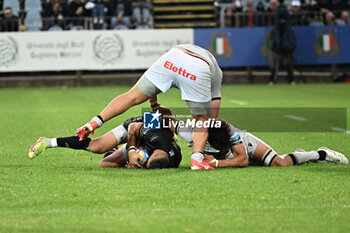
left=125, top=161, right=143, bottom=169
left=75, top=116, right=104, bottom=140
left=127, top=151, right=142, bottom=168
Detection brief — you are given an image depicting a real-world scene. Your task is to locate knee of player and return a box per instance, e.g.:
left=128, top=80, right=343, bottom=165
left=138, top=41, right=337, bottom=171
left=89, top=140, right=105, bottom=154
left=271, top=156, right=290, bottom=167
left=262, top=149, right=288, bottom=167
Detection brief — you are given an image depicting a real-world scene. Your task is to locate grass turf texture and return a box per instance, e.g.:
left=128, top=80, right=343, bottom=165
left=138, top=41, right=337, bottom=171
left=0, top=84, right=349, bottom=233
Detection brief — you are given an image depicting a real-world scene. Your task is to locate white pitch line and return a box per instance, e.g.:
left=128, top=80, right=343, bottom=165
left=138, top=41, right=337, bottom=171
left=331, top=127, right=350, bottom=134
left=284, top=115, right=308, bottom=121
left=229, top=99, right=247, bottom=105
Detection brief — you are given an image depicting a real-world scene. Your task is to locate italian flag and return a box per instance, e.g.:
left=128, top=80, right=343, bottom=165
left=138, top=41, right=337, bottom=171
left=212, top=37, right=228, bottom=55
left=319, top=34, right=334, bottom=52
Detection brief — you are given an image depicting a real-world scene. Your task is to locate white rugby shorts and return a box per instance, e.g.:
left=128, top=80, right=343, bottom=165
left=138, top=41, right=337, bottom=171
left=144, top=48, right=212, bottom=103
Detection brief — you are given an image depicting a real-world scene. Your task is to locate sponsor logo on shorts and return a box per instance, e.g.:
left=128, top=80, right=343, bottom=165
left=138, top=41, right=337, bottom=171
left=143, top=111, right=161, bottom=129
left=164, top=61, right=196, bottom=81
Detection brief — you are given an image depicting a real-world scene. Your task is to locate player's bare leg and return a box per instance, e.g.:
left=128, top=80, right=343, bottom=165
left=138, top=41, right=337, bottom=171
left=253, top=141, right=348, bottom=166
left=253, top=142, right=319, bottom=166
left=210, top=99, right=221, bottom=118
left=192, top=114, right=210, bottom=153
left=99, top=146, right=126, bottom=168
left=99, top=86, right=150, bottom=122
left=86, top=132, right=118, bottom=153
left=191, top=114, right=214, bottom=170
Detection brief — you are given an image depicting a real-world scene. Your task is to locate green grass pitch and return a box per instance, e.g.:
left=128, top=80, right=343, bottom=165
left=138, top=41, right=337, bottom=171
left=0, top=84, right=349, bottom=233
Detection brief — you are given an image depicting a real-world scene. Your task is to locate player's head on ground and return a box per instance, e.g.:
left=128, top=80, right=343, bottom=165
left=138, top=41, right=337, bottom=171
left=208, top=119, right=231, bottom=151
left=146, top=149, right=170, bottom=169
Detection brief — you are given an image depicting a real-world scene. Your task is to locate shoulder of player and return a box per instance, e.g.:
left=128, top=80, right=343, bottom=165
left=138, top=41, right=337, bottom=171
left=227, top=122, right=238, bottom=134
left=229, top=125, right=243, bottom=146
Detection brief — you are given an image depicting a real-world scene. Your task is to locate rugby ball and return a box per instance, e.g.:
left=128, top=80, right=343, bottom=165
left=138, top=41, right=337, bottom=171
left=136, top=146, right=149, bottom=166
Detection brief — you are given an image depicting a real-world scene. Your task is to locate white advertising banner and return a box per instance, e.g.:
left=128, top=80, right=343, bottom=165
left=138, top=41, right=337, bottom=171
left=0, top=29, right=194, bottom=72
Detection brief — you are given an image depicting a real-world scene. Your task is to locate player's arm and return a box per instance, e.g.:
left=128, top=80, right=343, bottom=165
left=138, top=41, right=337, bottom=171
left=205, top=145, right=249, bottom=168
left=149, top=96, right=173, bottom=116
left=127, top=122, right=143, bottom=168
left=149, top=96, right=160, bottom=111
left=148, top=96, right=179, bottom=133
left=148, top=96, right=193, bottom=143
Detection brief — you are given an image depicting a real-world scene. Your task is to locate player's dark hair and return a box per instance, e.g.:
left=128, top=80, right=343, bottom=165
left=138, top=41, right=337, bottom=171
left=208, top=119, right=231, bottom=151
left=148, top=156, right=170, bottom=169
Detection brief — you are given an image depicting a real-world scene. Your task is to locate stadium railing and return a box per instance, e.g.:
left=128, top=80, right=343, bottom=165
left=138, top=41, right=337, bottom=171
left=217, top=3, right=343, bottom=28
left=2, top=12, right=347, bottom=32
left=219, top=11, right=328, bottom=27
left=0, top=15, right=155, bottom=31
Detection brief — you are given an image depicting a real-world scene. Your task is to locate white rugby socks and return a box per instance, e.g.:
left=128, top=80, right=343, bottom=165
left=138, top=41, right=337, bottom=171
left=287, top=151, right=319, bottom=165
left=191, top=152, right=204, bottom=162
left=45, top=138, right=57, bottom=148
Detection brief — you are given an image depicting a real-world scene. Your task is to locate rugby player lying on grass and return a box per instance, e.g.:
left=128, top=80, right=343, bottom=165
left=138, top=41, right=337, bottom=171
left=28, top=114, right=182, bottom=169
left=101, top=121, right=182, bottom=169
left=203, top=120, right=348, bottom=168
left=160, top=108, right=349, bottom=169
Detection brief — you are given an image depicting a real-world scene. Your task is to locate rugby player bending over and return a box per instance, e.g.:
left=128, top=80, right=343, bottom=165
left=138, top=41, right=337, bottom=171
left=72, top=44, right=223, bottom=170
